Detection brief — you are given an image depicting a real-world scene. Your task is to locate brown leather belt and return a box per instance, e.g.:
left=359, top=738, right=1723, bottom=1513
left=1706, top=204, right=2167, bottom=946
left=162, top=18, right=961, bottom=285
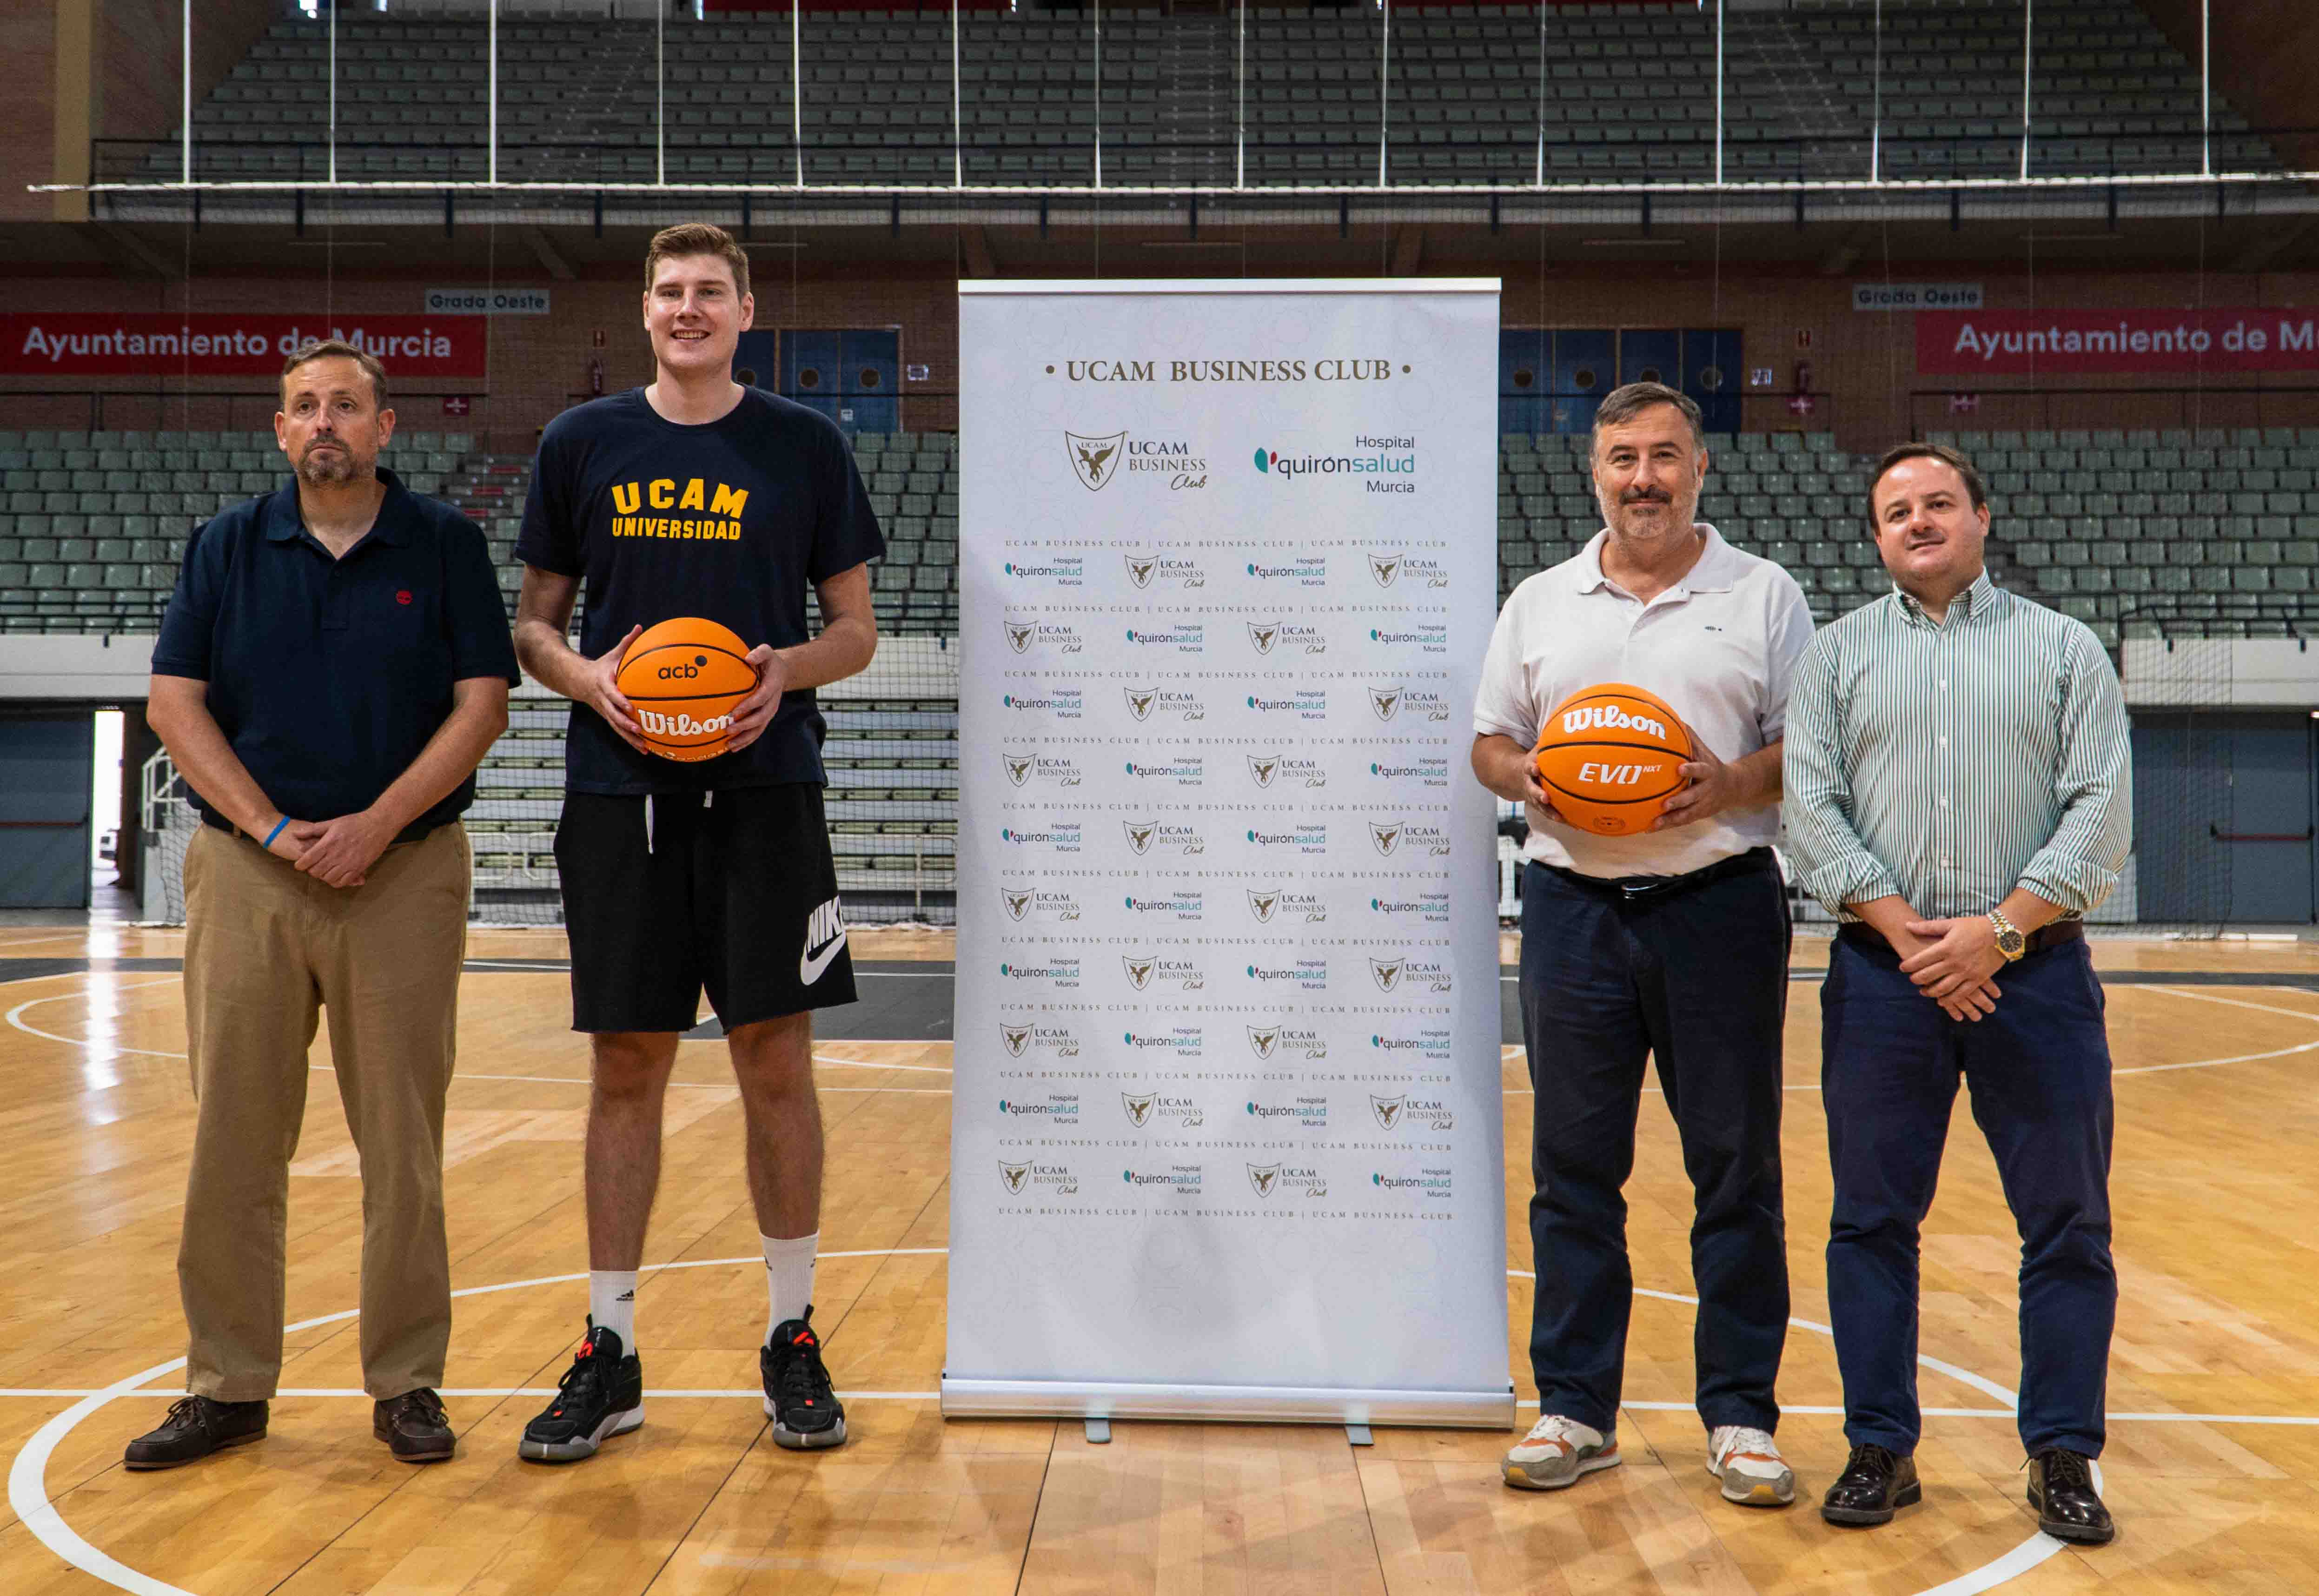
left=1839, top=919, right=2084, bottom=958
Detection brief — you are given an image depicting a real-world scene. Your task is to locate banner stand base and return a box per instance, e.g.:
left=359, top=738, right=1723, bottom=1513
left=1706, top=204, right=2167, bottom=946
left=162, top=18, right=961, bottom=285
left=942, top=1377, right=1516, bottom=1431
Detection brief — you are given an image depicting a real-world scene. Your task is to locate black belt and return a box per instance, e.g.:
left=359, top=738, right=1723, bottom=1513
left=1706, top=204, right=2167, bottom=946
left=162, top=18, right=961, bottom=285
left=1535, top=846, right=1776, bottom=903
left=201, top=808, right=438, bottom=848
left=1840, top=918, right=2084, bottom=958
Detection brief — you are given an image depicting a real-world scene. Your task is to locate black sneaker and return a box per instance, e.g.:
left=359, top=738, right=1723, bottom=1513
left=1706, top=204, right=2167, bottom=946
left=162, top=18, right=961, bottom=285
left=123, top=1396, right=268, bottom=1470
left=761, top=1307, right=848, bottom=1450
left=518, top=1321, right=643, bottom=1463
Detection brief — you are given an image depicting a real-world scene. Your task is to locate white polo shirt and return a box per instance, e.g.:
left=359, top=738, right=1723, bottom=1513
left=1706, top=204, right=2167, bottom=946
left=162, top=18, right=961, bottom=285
left=1473, top=523, right=1815, bottom=879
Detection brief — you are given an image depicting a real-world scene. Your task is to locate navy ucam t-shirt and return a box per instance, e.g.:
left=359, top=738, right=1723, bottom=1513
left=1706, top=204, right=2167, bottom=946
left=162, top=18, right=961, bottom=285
left=516, top=387, right=885, bottom=794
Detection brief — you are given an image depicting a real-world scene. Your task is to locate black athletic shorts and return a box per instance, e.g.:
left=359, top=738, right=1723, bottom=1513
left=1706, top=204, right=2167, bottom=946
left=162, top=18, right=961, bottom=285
left=555, top=784, right=858, bottom=1033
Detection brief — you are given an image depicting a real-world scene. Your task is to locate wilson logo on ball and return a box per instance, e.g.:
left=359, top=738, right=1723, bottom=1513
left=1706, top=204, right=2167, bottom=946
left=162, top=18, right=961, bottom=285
left=1534, top=682, right=1695, bottom=835
left=614, top=618, right=757, bottom=763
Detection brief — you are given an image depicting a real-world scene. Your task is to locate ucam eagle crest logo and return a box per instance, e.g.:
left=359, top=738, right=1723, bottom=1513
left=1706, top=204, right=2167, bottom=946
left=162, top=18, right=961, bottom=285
left=1246, top=889, right=1280, bottom=925
left=1003, top=747, right=1036, bottom=787
left=1121, top=1092, right=1156, bottom=1128
left=1067, top=430, right=1126, bottom=490
left=1370, top=957, right=1405, bottom=993
left=1124, top=551, right=1158, bottom=589
left=1123, top=954, right=1157, bottom=991
left=1123, top=819, right=1157, bottom=855
left=1247, top=621, right=1279, bottom=656
left=1368, top=551, right=1403, bottom=587
left=1369, top=685, right=1403, bottom=722
left=1002, top=886, right=1034, bottom=921
left=1000, top=1021, right=1033, bottom=1057
left=1000, top=1159, right=1032, bottom=1195
left=1124, top=686, right=1158, bottom=722
left=1004, top=617, right=1036, bottom=653
left=1370, top=821, right=1403, bottom=856
left=1246, top=1024, right=1281, bottom=1060
left=1370, top=1093, right=1407, bottom=1130
left=1247, top=1163, right=1282, bottom=1198
left=1247, top=753, right=1280, bottom=789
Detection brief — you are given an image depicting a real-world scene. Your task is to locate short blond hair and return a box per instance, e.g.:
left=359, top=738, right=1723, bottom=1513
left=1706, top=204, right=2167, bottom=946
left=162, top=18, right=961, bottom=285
left=645, top=222, right=750, bottom=302
left=280, top=338, right=386, bottom=409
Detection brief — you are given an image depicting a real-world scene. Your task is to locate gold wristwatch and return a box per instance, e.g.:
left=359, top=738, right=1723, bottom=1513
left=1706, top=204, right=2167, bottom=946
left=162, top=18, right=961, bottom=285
left=1988, top=906, right=2027, bottom=962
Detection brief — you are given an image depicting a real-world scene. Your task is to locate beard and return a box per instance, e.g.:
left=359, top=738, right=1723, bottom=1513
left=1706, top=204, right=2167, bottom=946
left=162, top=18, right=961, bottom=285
left=295, top=443, right=363, bottom=487
left=1596, top=485, right=1696, bottom=543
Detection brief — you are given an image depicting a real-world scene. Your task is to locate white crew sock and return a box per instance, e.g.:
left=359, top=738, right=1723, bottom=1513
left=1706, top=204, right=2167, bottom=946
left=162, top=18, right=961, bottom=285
left=589, top=1270, right=639, bottom=1353
left=762, top=1232, right=819, bottom=1342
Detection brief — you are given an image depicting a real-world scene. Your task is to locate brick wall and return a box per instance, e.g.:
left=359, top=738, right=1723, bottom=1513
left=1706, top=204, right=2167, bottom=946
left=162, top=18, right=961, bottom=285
left=3, top=256, right=2313, bottom=453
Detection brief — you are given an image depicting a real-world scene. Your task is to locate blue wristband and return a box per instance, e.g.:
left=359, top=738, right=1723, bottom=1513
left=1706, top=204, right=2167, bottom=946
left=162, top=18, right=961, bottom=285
left=262, top=817, right=288, bottom=848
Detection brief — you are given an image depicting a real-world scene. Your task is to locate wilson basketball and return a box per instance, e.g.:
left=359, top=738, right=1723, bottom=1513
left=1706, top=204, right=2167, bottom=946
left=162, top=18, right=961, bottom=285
left=1533, top=682, right=1695, bottom=835
left=614, top=617, right=759, bottom=762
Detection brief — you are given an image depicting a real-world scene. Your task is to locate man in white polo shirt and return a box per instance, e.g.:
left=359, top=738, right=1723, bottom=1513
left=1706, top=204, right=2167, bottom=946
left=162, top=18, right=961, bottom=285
left=1471, top=382, right=1815, bottom=1508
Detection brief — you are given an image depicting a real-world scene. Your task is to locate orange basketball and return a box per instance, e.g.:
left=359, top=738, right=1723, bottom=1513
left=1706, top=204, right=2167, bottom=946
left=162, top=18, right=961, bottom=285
left=1533, top=682, right=1695, bottom=836
left=613, top=617, right=759, bottom=762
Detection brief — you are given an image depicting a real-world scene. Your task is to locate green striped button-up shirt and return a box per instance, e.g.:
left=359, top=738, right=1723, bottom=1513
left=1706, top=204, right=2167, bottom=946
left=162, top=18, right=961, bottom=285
left=1782, top=572, right=2132, bottom=921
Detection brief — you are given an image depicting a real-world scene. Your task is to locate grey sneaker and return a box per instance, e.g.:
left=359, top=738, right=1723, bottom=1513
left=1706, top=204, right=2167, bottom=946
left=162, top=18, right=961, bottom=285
left=1503, top=1413, right=1620, bottom=1491
left=1707, top=1424, right=1796, bottom=1507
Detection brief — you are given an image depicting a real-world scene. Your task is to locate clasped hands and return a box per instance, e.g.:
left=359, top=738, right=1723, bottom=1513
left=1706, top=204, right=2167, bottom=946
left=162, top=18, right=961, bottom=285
left=261, top=808, right=398, bottom=888
left=1896, top=914, right=2009, bottom=1022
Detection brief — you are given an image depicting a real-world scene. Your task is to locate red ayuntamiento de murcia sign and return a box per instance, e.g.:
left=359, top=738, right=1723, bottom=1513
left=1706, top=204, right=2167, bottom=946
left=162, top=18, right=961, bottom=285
left=0, top=314, right=489, bottom=379
left=1918, top=307, right=2319, bottom=375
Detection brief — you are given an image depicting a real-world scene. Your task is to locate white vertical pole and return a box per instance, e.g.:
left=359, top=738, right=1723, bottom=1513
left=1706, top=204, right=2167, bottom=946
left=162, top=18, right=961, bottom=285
left=1870, top=0, right=1882, bottom=183
left=487, top=0, right=497, bottom=185
left=953, top=0, right=962, bottom=189
left=1378, top=0, right=1389, bottom=190
left=2200, top=0, right=2212, bottom=176
left=2019, top=0, right=2033, bottom=182
left=181, top=0, right=191, bottom=185
left=657, top=3, right=667, bottom=185
left=1533, top=0, right=1545, bottom=189
left=792, top=0, right=803, bottom=186
left=1713, top=0, right=1724, bottom=186
left=1093, top=0, right=1103, bottom=191
left=1236, top=0, right=1246, bottom=191
left=327, top=0, right=337, bottom=185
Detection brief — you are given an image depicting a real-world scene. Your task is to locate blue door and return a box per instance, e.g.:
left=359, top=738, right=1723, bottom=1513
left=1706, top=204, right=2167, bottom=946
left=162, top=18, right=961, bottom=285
left=1617, top=329, right=1680, bottom=389
left=1550, top=330, right=1613, bottom=436
left=782, top=331, right=843, bottom=424
left=840, top=329, right=901, bottom=436
left=1683, top=328, right=1744, bottom=437
left=733, top=331, right=780, bottom=392
left=1499, top=329, right=1548, bottom=437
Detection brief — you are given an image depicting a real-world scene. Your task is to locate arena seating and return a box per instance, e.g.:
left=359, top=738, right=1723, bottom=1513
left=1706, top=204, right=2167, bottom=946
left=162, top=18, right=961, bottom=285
left=131, top=0, right=2273, bottom=190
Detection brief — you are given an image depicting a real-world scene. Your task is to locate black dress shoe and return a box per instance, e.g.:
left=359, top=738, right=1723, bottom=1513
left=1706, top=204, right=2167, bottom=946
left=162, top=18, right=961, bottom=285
left=2027, top=1448, right=2115, bottom=1544
left=1820, top=1443, right=1921, bottom=1526
left=374, top=1388, right=456, bottom=1463
left=123, top=1396, right=268, bottom=1470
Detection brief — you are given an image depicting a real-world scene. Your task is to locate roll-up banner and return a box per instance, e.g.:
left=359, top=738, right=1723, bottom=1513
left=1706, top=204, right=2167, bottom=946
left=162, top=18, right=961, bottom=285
left=945, top=280, right=1511, bottom=1429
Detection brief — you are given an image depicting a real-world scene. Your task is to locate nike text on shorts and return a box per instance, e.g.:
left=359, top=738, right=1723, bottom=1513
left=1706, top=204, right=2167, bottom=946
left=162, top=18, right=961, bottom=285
left=556, top=784, right=859, bottom=1033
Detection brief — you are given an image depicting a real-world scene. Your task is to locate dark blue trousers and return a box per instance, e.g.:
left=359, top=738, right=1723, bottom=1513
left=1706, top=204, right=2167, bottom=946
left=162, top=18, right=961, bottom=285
left=1821, top=932, right=2116, bottom=1458
left=1517, top=856, right=1791, bottom=1435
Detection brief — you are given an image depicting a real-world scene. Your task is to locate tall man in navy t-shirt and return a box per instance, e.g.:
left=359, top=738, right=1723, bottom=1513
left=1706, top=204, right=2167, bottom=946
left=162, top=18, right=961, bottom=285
left=511, top=223, right=884, bottom=1462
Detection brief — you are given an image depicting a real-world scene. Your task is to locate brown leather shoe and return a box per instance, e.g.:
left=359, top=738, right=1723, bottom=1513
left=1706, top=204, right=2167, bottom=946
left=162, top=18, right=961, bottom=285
left=373, top=1388, right=455, bottom=1463
left=123, top=1396, right=268, bottom=1470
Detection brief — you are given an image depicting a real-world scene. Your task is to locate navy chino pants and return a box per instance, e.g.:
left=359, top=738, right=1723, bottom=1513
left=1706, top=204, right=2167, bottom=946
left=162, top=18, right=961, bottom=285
left=1517, top=854, right=1791, bottom=1436
left=1821, top=931, right=2116, bottom=1458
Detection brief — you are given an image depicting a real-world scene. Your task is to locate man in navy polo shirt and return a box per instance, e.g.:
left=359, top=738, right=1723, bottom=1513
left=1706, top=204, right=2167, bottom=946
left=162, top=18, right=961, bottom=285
left=129, top=339, right=517, bottom=1471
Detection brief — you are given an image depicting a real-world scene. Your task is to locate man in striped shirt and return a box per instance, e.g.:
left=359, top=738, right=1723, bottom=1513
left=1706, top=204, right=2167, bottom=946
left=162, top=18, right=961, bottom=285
left=1783, top=441, right=2131, bottom=1545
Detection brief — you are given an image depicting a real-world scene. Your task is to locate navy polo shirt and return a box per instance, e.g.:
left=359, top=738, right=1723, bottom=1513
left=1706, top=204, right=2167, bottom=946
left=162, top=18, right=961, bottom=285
left=152, top=467, right=519, bottom=833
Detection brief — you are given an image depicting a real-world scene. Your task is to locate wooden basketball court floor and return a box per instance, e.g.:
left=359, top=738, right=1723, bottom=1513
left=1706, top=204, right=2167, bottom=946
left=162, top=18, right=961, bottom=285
left=4, top=921, right=2319, bottom=1596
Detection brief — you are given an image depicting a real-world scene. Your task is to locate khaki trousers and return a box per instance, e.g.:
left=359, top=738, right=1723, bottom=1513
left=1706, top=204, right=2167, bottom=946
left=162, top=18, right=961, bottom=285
left=178, top=822, right=469, bottom=1401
